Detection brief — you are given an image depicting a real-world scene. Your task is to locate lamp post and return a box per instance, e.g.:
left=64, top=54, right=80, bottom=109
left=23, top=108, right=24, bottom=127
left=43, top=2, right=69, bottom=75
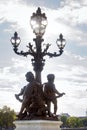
left=10, top=7, right=66, bottom=83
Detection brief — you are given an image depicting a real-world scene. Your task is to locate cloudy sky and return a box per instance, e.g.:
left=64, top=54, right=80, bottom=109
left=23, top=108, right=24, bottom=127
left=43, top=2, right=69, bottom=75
left=0, top=0, right=87, bottom=117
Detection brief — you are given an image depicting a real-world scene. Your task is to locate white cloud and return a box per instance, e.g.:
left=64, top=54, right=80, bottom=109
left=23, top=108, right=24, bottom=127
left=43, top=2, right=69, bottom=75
left=0, top=0, right=87, bottom=46
left=42, top=51, right=87, bottom=116
left=60, top=0, right=87, bottom=26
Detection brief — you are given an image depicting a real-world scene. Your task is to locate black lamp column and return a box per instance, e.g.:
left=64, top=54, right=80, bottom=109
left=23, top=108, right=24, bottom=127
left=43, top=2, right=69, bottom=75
left=31, top=37, right=45, bottom=83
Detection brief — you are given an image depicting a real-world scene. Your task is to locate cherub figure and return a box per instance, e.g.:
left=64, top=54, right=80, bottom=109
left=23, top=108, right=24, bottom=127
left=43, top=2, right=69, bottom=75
left=43, top=74, right=65, bottom=116
left=15, top=72, right=45, bottom=119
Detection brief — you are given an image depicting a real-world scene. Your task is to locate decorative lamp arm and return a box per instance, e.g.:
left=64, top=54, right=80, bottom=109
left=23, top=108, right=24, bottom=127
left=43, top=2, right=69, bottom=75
left=26, top=43, right=35, bottom=54
left=45, top=50, right=63, bottom=58
left=42, top=43, right=51, bottom=54
left=43, top=34, right=66, bottom=58
left=13, top=45, right=34, bottom=57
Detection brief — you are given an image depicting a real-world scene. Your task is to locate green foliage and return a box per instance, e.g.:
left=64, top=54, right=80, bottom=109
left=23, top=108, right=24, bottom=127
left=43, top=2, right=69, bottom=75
left=66, top=116, right=83, bottom=128
left=0, top=106, right=16, bottom=128
left=61, top=115, right=68, bottom=127
left=81, top=117, right=87, bottom=127
left=60, top=115, right=87, bottom=128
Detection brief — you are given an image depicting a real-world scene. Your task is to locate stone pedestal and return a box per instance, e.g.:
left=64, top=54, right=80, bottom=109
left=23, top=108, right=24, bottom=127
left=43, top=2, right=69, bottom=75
left=14, top=120, right=62, bottom=130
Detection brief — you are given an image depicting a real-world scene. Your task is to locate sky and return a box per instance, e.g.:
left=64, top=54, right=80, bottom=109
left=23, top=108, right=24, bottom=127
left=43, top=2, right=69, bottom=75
left=0, top=0, right=87, bottom=117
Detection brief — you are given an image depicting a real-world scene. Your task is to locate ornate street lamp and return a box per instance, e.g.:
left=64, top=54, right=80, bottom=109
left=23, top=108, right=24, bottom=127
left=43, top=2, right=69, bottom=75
left=10, top=7, right=66, bottom=83
left=30, top=7, right=47, bottom=37
left=10, top=32, right=21, bottom=50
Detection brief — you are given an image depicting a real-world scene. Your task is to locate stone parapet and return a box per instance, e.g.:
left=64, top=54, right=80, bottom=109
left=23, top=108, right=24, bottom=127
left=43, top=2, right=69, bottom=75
left=14, top=120, right=62, bottom=130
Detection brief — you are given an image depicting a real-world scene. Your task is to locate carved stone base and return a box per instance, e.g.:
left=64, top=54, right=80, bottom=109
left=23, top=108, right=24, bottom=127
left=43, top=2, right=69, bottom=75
left=14, top=120, right=62, bottom=130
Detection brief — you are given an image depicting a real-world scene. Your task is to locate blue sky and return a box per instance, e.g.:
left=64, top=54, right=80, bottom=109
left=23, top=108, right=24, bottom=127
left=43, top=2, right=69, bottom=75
left=0, top=0, right=87, bottom=117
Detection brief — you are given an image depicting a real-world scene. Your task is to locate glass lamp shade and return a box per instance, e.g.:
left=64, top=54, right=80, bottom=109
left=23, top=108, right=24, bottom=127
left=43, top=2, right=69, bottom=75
left=10, top=32, right=21, bottom=47
left=56, top=34, right=66, bottom=50
left=30, top=7, right=48, bottom=37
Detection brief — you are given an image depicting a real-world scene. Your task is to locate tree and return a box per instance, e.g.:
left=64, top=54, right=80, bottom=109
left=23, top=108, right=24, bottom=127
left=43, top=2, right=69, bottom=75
left=66, top=116, right=83, bottom=128
left=61, top=115, right=68, bottom=127
left=81, top=117, right=87, bottom=127
left=0, top=106, right=16, bottom=128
